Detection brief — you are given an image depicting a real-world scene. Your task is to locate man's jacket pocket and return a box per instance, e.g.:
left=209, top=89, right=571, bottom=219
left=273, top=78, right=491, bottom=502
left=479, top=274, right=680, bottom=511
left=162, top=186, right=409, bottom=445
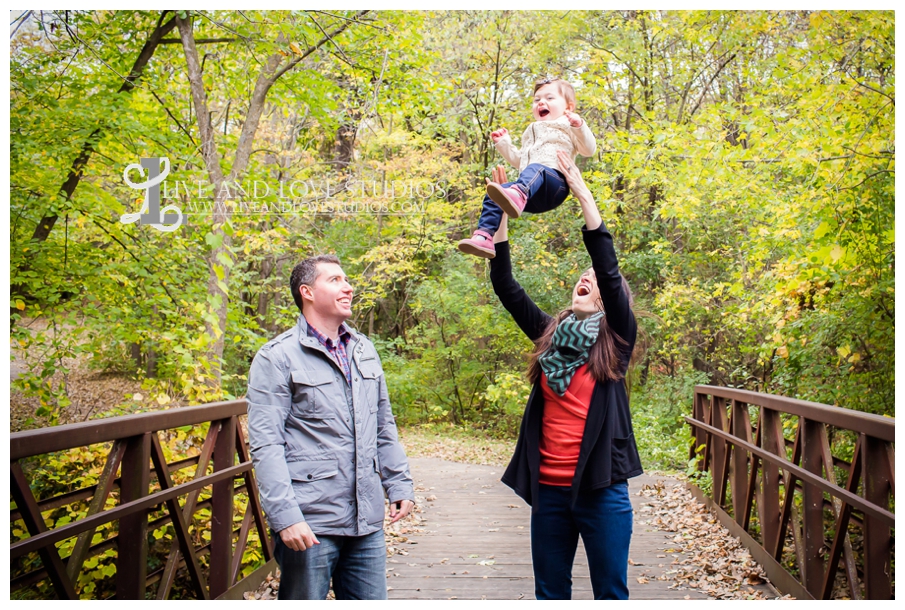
left=290, top=369, right=336, bottom=419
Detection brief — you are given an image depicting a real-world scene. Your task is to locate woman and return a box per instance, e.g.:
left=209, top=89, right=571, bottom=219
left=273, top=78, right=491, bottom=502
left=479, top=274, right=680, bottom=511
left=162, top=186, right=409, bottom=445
left=489, top=150, right=642, bottom=600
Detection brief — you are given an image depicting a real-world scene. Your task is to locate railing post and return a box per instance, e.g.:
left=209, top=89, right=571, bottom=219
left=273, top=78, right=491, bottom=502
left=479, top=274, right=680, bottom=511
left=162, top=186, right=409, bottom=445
left=701, top=392, right=712, bottom=472
left=209, top=417, right=236, bottom=597
left=711, top=396, right=729, bottom=507
left=862, top=435, right=893, bottom=599
left=760, top=408, right=783, bottom=556
left=730, top=400, right=751, bottom=525
left=800, top=418, right=825, bottom=597
left=691, top=390, right=705, bottom=469
left=116, top=432, right=151, bottom=599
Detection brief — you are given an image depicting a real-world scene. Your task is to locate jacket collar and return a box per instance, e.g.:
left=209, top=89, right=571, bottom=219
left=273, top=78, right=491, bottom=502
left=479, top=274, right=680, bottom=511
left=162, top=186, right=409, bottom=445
left=296, top=314, right=361, bottom=351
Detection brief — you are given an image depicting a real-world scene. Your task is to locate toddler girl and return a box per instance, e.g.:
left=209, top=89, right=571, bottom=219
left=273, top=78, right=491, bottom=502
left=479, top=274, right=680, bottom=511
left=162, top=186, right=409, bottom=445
left=458, top=78, right=597, bottom=258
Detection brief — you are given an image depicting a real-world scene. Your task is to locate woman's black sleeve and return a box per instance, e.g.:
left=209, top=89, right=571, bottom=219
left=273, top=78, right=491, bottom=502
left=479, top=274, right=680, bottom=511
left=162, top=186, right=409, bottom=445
left=489, top=241, right=553, bottom=342
left=582, top=223, right=637, bottom=345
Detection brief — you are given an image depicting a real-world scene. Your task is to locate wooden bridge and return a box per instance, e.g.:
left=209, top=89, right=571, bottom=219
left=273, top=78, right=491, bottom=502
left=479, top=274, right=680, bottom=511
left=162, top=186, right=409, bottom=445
left=382, top=457, right=775, bottom=600
left=9, top=387, right=895, bottom=600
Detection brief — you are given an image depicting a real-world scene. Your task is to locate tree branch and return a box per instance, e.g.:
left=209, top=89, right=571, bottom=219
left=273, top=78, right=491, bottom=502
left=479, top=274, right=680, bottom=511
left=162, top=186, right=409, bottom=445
left=307, top=12, right=354, bottom=68
left=176, top=13, right=225, bottom=186
left=847, top=72, right=895, bottom=105
left=158, top=37, right=235, bottom=45
left=585, top=39, right=645, bottom=84
left=838, top=169, right=893, bottom=191
left=27, top=12, right=177, bottom=244
left=688, top=53, right=737, bottom=118
left=149, top=90, right=198, bottom=147
left=233, top=11, right=369, bottom=181
left=271, top=10, right=368, bottom=82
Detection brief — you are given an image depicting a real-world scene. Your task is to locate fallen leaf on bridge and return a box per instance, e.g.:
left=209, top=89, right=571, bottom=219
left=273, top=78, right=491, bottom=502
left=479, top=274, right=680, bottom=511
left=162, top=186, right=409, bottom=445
left=638, top=481, right=792, bottom=600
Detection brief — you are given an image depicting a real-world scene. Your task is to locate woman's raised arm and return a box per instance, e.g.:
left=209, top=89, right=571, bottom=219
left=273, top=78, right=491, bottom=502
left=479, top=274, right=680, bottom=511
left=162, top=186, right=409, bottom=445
left=555, top=151, right=636, bottom=345
left=486, top=164, right=553, bottom=342
left=556, top=150, right=601, bottom=230
left=490, top=164, right=510, bottom=244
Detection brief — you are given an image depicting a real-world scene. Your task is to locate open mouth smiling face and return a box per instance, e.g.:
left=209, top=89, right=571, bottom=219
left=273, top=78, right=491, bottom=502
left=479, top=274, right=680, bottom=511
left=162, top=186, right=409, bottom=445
left=572, top=270, right=600, bottom=316
left=532, top=82, right=571, bottom=122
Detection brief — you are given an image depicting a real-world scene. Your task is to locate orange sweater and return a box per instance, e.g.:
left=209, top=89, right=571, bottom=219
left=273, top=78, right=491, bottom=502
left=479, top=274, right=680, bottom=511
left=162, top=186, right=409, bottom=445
left=539, top=364, right=594, bottom=486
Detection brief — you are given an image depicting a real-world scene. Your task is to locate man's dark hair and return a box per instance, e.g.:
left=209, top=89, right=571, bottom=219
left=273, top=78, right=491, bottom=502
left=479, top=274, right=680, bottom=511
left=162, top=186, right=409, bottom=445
left=290, top=254, right=341, bottom=313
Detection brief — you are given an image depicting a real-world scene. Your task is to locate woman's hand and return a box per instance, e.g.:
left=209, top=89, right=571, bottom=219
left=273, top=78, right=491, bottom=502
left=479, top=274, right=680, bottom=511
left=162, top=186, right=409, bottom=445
left=556, top=150, right=590, bottom=199
left=487, top=164, right=510, bottom=242
left=488, top=163, right=509, bottom=185
left=556, top=150, right=601, bottom=230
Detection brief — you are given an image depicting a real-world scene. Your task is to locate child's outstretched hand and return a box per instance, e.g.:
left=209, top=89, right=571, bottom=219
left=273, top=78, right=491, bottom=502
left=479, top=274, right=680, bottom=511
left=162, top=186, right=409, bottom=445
left=564, top=111, right=583, bottom=128
left=490, top=128, right=509, bottom=143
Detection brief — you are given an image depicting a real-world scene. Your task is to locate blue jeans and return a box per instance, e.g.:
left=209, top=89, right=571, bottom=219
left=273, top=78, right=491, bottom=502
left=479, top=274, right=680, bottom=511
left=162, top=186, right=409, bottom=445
left=478, top=163, right=569, bottom=235
left=272, top=529, right=387, bottom=600
left=530, top=482, right=633, bottom=600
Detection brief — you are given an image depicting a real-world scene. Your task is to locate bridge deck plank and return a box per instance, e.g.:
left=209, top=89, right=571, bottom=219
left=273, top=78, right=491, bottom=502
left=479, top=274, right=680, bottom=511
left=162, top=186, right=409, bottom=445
left=387, top=458, right=712, bottom=600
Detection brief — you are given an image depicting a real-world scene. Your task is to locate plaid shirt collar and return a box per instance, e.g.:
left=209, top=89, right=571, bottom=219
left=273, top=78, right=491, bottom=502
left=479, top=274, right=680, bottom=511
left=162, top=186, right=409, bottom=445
left=306, top=321, right=353, bottom=384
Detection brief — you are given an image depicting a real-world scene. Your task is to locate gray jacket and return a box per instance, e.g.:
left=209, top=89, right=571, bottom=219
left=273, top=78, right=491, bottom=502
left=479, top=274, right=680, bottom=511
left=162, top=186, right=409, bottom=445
left=246, top=314, right=413, bottom=536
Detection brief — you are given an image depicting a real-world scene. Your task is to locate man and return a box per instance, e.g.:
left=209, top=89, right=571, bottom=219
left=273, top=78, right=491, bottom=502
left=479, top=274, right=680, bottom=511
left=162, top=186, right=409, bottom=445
left=247, top=254, right=414, bottom=600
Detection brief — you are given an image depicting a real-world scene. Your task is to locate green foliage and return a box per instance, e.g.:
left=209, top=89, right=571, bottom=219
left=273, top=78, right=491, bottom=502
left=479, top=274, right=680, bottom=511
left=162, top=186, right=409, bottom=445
left=631, top=369, right=710, bottom=471
left=378, top=253, right=532, bottom=436
left=11, top=9, right=893, bottom=426
left=9, top=10, right=895, bottom=594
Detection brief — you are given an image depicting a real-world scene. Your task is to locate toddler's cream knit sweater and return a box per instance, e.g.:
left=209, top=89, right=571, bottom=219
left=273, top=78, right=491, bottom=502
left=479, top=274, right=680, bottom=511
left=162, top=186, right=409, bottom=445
left=494, top=115, right=596, bottom=173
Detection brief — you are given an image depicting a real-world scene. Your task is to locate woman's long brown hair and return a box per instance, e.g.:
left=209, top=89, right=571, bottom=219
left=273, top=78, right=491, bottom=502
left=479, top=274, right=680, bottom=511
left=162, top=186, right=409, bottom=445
left=527, top=275, right=633, bottom=385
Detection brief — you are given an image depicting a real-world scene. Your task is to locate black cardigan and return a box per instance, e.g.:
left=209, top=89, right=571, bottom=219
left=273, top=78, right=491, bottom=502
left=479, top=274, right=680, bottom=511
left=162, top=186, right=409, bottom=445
left=491, top=223, right=643, bottom=509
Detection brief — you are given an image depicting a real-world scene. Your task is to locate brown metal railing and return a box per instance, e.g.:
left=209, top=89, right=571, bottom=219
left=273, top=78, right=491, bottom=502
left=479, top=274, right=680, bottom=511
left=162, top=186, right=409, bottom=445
left=10, top=399, right=274, bottom=600
left=685, top=385, right=894, bottom=600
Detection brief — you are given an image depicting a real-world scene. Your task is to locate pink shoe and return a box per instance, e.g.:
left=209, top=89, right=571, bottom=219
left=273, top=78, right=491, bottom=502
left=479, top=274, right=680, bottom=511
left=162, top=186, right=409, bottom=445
left=457, top=229, right=496, bottom=259
left=486, top=183, right=528, bottom=219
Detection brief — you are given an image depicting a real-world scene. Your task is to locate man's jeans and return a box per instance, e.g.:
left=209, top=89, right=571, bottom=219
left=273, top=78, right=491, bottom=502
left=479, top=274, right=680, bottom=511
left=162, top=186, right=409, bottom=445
left=273, top=529, right=387, bottom=600
left=530, top=481, right=633, bottom=600
left=478, top=163, right=569, bottom=235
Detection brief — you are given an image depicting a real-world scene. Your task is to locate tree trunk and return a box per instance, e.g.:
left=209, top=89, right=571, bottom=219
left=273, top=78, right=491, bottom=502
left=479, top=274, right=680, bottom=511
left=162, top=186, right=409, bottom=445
left=176, top=11, right=368, bottom=388
left=334, top=121, right=358, bottom=169
left=256, top=257, right=273, bottom=328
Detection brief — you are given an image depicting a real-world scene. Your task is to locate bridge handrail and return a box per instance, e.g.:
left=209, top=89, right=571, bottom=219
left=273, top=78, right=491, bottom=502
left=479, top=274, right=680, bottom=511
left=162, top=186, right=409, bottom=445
left=685, top=385, right=894, bottom=600
left=9, top=399, right=272, bottom=600
left=692, top=385, right=894, bottom=441
left=10, top=400, right=246, bottom=460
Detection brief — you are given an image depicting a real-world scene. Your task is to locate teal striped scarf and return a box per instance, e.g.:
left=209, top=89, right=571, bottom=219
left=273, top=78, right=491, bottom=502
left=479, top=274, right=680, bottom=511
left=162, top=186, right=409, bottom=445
left=538, top=312, right=604, bottom=396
